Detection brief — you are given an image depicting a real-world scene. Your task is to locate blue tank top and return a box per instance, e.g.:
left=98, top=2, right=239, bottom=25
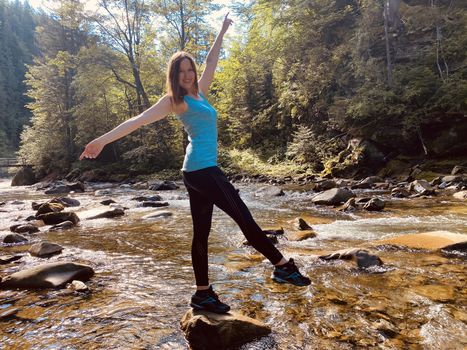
left=176, top=92, right=218, bottom=172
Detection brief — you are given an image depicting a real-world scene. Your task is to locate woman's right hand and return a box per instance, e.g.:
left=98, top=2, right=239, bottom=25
left=79, top=139, right=105, bottom=160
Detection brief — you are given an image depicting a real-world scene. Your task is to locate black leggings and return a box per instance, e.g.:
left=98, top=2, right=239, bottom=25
left=183, top=166, right=284, bottom=286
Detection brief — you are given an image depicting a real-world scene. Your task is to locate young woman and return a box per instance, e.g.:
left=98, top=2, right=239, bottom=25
left=80, top=14, right=310, bottom=314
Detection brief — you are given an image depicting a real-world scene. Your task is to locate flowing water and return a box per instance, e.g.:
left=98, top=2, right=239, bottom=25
left=0, top=178, right=466, bottom=349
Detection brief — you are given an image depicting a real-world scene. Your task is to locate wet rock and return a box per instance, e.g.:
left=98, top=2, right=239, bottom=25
left=409, top=180, right=435, bottom=195
left=67, top=182, right=85, bottom=192
left=372, top=231, right=467, bottom=250
left=67, top=280, right=89, bottom=292
left=100, top=199, right=116, bottom=205
left=50, top=197, right=80, bottom=207
left=439, top=241, right=467, bottom=257
left=0, top=201, right=5, bottom=206
left=453, top=190, right=467, bottom=200
left=149, top=180, right=179, bottom=191
left=451, top=165, right=466, bottom=175
left=37, top=212, right=80, bottom=225
left=10, top=200, right=25, bottom=205
left=87, top=208, right=125, bottom=220
left=10, top=223, right=40, bottom=234
left=363, top=198, right=385, bottom=211
left=29, top=242, right=63, bottom=257
left=297, top=218, right=312, bottom=230
left=131, top=195, right=163, bottom=202
left=0, top=255, right=22, bottom=264
left=3, top=233, right=28, bottom=243
left=137, top=201, right=169, bottom=208
left=412, top=285, right=455, bottom=303
left=319, top=248, right=383, bottom=269
left=35, top=202, right=65, bottom=216
left=312, top=188, right=356, bottom=205
left=262, top=228, right=284, bottom=236
left=0, top=262, right=94, bottom=289
left=312, top=179, right=336, bottom=192
left=391, top=187, right=410, bottom=198
left=142, top=211, right=173, bottom=219
left=11, top=166, right=37, bottom=186
left=94, top=189, right=112, bottom=196
left=44, top=185, right=71, bottom=195
left=372, top=319, right=398, bottom=338
left=286, top=230, right=317, bottom=241
left=49, top=221, right=75, bottom=231
left=180, top=309, right=271, bottom=350
left=335, top=179, right=353, bottom=187
left=132, top=182, right=148, bottom=190
left=442, top=175, right=462, bottom=183
left=338, top=198, right=357, bottom=212
left=430, top=176, right=442, bottom=186
left=254, top=186, right=284, bottom=197
left=0, top=307, right=19, bottom=319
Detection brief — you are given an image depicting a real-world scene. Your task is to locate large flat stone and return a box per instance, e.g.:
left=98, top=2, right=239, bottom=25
left=372, top=231, right=467, bottom=250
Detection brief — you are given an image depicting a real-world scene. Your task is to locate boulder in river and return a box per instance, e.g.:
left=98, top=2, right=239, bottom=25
left=49, top=197, right=80, bottom=207
left=0, top=262, right=94, bottom=289
left=312, top=188, right=355, bottom=205
left=100, top=199, right=116, bottom=206
left=312, top=179, right=336, bottom=192
left=3, top=233, right=28, bottom=243
left=131, top=195, right=163, bottom=202
left=363, top=198, right=385, bottom=211
left=29, top=242, right=63, bottom=257
left=10, top=223, right=40, bottom=234
left=149, top=180, right=179, bottom=191
left=49, top=221, right=75, bottom=231
left=35, top=202, right=65, bottom=217
left=11, top=166, right=37, bottom=186
left=451, top=165, right=466, bottom=175
left=254, top=186, right=284, bottom=197
left=338, top=198, right=357, bottom=212
left=441, top=175, right=463, bottom=184
left=86, top=208, right=125, bottom=220
left=409, top=180, right=435, bottom=195
left=180, top=309, right=271, bottom=350
left=296, top=218, right=312, bottom=230
left=37, top=212, right=80, bottom=225
left=391, top=187, right=410, bottom=198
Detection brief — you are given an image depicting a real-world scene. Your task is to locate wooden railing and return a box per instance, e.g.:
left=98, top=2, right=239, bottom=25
left=0, top=158, right=25, bottom=167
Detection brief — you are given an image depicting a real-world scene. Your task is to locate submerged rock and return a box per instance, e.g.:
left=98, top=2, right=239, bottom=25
left=142, top=211, right=173, bottom=220
left=0, top=262, right=94, bottom=289
left=453, top=190, right=467, bottom=200
left=0, top=255, right=22, bottom=264
left=180, top=309, right=271, bottom=350
left=29, top=242, right=63, bottom=257
left=312, top=188, right=355, bottom=205
left=86, top=208, right=125, bottom=220
left=67, top=280, right=89, bottom=292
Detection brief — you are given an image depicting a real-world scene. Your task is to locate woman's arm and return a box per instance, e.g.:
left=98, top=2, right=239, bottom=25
left=79, top=94, right=173, bottom=160
left=198, top=13, right=233, bottom=96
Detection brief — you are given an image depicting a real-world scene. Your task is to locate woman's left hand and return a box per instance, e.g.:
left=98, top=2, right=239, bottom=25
left=221, top=13, right=233, bottom=34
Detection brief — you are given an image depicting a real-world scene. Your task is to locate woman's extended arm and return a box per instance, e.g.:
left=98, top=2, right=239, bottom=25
left=198, top=13, right=233, bottom=95
left=79, top=94, right=173, bottom=160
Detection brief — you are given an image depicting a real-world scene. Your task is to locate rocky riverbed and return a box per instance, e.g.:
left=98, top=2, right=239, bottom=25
left=0, top=173, right=466, bottom=349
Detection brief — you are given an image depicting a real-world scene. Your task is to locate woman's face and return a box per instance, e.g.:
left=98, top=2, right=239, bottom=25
left=178, top=58, right=196, bottom=92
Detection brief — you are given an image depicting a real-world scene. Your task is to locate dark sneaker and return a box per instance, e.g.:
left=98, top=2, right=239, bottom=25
left=272, top=258, right=311, bottom=286
left=190, top=286, right=231, bottom=314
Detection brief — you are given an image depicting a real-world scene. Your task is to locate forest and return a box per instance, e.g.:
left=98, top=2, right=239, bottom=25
left=1, top=0, right=466, bottom=181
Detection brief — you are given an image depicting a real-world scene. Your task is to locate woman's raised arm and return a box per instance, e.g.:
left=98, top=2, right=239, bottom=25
left=79, top=94, right=173, bottom=160
left=198, top=13, right=233, bottom=96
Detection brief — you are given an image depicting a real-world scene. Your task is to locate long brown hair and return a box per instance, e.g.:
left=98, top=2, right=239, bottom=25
left=166, top=51, right=199, bottom=105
